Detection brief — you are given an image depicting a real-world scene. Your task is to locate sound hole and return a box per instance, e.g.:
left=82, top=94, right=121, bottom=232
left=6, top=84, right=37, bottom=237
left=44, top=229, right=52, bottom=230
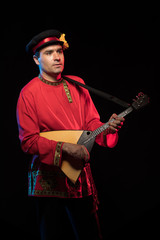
left=87, top=131, right=90, bottom=135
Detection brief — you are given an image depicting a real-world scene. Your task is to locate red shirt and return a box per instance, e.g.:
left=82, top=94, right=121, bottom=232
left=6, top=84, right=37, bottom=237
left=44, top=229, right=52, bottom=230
left=17, top=75, right=118, bottom=202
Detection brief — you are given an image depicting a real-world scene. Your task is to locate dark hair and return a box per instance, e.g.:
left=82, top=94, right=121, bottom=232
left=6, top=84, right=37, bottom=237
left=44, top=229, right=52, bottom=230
left=34, top=51, right=40, bottom=58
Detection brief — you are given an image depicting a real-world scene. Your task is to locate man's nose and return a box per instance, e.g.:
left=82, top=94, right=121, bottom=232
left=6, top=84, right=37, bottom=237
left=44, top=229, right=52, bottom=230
left=53, top=52, right=60, bottom=61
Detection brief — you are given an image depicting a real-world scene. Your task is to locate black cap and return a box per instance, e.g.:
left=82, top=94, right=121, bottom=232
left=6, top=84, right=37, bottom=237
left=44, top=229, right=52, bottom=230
left=26, top=29, right=69, bottom=53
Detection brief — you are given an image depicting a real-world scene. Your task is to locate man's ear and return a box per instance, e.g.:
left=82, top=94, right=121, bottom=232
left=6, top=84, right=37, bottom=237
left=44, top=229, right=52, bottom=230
left=33, top=55, right=40, bottom=66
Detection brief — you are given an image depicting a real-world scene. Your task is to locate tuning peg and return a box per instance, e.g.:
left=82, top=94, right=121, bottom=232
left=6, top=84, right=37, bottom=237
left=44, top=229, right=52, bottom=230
left=138, top=92, right=144, bottom=97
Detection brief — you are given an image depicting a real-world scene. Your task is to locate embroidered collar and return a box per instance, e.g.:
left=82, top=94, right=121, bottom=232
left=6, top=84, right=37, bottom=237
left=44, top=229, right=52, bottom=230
left=38, top=74, right=72, bottom=103
left=38, top=74, right=63, bottom=86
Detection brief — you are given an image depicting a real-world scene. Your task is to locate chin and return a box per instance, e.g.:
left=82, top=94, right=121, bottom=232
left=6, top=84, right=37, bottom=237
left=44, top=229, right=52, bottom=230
left=53, top=67, right=63, bottom=74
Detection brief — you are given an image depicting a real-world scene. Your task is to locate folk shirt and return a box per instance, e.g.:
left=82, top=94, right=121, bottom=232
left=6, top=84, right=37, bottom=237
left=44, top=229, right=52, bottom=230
left=16, top=75, right=118, bottom=203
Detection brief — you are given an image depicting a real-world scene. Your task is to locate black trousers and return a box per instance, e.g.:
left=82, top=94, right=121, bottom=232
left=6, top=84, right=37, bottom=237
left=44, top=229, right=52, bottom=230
left=35, top=196, right=103, bottom=240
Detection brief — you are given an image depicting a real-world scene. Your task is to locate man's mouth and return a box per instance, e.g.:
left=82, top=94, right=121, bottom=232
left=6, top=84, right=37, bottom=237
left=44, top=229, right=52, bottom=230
left=53, top=64, right=62, bottom=67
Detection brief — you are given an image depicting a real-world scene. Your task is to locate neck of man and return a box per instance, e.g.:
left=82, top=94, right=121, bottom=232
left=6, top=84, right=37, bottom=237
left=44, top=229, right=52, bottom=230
left=40, top=70, right=62, bottom=82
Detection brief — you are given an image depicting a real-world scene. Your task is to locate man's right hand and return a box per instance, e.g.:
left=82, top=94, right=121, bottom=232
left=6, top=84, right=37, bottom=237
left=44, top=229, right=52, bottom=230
left=62, top=142, right=90, bottom=169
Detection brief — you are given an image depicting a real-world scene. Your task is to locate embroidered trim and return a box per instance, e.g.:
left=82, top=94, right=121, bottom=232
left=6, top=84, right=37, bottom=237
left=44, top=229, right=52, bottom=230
left=62, top=80, right=73, bottom=103
left=38, top=74, right=72, bottom=103
left=38, top=74, right=63, bottom=86
left=33, top=189, right=68, bottom=197
left=54, top=142, right=63, bottom=167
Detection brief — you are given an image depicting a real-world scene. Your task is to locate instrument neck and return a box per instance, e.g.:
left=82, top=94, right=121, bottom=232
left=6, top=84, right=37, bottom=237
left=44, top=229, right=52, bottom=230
left=92, top=106, right=133, bottom=138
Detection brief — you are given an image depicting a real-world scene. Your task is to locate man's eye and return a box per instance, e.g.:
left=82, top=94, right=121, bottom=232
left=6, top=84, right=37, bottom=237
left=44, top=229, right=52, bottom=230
left=57, top=49, right=63, bottom=54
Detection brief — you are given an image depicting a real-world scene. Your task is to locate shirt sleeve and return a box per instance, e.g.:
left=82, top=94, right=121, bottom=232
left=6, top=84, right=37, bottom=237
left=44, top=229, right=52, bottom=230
left=16, top=90, right=63, bottom=167
left=82, top=84, right=118, bottom=148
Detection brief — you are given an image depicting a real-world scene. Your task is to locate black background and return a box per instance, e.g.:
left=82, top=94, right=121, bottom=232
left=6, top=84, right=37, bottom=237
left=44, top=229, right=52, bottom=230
left=1, top=11, right=159, bottom=239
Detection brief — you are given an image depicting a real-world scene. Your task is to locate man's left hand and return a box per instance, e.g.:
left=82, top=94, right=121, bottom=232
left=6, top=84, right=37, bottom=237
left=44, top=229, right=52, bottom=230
left=107, top=113, right=125, bottom=134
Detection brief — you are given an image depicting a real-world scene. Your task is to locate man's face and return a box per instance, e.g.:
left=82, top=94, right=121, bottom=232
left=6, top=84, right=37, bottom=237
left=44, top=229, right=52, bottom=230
left=34, top=44, right=64, bottom=77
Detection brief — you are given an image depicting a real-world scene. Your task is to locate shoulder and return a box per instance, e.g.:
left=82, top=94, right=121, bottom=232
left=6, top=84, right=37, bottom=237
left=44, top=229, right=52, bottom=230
left=20, top=77, right=40, bottom=96
left=63, top=75, right=85, bottom=85
left=18, top=77, right=41, bottom=105
left=17, top=78, right=40, bottom=113
left=63, top=75, right=91, bottom=99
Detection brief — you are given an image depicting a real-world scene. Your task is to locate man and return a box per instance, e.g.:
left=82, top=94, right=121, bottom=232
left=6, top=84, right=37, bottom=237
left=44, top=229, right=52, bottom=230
left=17, top=29, right=124, bottom=239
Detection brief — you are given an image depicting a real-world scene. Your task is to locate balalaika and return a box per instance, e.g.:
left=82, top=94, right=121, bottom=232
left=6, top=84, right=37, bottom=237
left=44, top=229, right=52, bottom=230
left=40, top=93, right=149, bottom=184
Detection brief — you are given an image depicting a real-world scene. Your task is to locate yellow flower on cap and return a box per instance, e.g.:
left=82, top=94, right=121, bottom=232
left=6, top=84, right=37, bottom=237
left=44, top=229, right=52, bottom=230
left=59, top=33, right=69, bottom=50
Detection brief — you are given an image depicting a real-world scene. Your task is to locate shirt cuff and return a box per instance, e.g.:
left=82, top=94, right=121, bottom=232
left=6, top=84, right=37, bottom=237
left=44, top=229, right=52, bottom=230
left=103, top=130, right=118, bottom=148
left=54, top=142, right=64, bottom=167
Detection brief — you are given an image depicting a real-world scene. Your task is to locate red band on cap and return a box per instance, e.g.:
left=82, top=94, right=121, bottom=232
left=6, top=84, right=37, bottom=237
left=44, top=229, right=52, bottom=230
left=32, top=37, right=60, bottom=53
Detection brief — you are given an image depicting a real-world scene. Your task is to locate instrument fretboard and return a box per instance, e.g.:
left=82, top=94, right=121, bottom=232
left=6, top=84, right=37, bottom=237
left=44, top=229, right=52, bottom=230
left=83, top=106, right=133, bottom=144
